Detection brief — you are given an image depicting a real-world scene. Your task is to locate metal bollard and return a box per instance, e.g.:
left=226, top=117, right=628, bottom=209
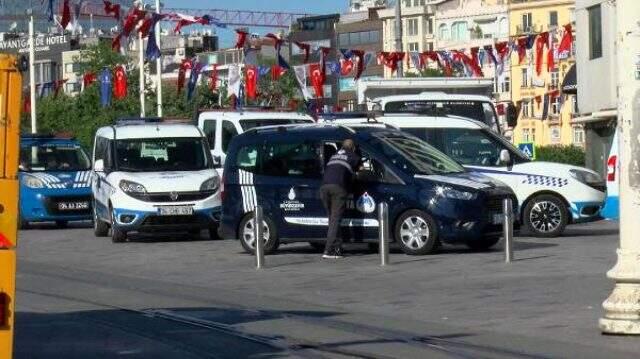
left=378, top=202, right=389, bottom=266
left=503, top=198, right=514, bottom=263
left=254, top=206, right=264, bottom=269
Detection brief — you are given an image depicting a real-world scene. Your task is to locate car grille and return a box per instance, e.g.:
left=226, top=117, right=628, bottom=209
left=485, top=195, right=518, bottom=214
left=44, top=195, right=92, bottom=216
left=129, top=190, right=215, bottom=203
left=141, top=215, right=201, bottom=226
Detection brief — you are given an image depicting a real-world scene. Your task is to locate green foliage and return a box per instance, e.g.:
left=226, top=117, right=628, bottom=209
left=404, top=67, right=447, bottom=78
left=535, top=145, right=586, bottom=167
left=74, top=41, right=130, bottom=76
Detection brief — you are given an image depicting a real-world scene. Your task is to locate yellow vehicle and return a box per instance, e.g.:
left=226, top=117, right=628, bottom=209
left=0, top=54, right=23, bottom=359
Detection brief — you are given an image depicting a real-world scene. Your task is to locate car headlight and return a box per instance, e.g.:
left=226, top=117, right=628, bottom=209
left=119, top=180, right=147, bottom=193
left=435, top=185, right=477, bottom=201
left=22, top=176, right=45, bottom=189
left=569, top=169, right=603, bottom=185
left=200, top=176, right=220, bottom=192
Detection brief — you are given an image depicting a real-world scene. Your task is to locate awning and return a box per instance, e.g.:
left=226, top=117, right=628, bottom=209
left=571, top=110, right=617, bottom=124
left=562, top=64, right=577, bottom=94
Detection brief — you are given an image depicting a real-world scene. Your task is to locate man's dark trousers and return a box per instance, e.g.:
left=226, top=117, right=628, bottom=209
left=320, top=184, right=347, bottom=253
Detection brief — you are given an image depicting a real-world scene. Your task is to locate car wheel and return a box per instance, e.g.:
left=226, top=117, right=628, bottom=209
left=110, top=209, right=127, bottom=243
left=466, top=236, right=501, bottom=251
left=19, top=215, right=29, bottom=230
left=523, top=194, right=568, bottom=238
left=239, top=213, right=279, bottom=255
left=394, top=210, right=439, bottom=255
left=93, top=207, right=109, bottom=237
left=56, top=220, right=68, bottom=228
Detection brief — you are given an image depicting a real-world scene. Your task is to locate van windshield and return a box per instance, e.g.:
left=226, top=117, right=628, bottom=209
left=20, top=144, right=91, bottom=172
left=384, top=100, right=499, bottom=132
left=115, top=137, right=210, bottom=172
left=240, top=119, right=313, bottom=131
left=368, top=133, right=465, bottom=175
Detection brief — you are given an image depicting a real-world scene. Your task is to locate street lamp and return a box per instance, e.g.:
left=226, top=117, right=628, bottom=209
left=26, top=6, right=37, bottom=134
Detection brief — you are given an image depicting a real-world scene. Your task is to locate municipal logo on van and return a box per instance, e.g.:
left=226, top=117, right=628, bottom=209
left=356, top=192, right=376, bottom=214
left=281, top=187, right=304, bottom=211
left=288, top=187, right=296, bottom=200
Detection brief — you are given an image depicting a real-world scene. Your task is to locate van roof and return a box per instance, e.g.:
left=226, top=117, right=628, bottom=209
left=332, top=114, right=486, bottom=130
left=197, top=110, right=314, bottom=122
left=235, top=123, right=397, bottom=141
left=95, top=123, right=204, bottom=140
left=375, top=93, right=494, bottom=105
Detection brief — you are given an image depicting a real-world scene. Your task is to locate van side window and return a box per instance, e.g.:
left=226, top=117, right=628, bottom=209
left=357, top=150, right=401, bottom=184
left=262, top=142, right=321, bottom=179
left=202, top=120, right=217, bottom=148
left=221, top=121, right=238, bottom=153
left=430, top=128, right=508, bottom=167
left=94, top=137, right=112, bottom=169
left=235, top=145, right=258, bottom=172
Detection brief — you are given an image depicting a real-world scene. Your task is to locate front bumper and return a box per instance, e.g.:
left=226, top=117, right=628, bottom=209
left=20, top=187, right=93, bottom=222
left=570, top=201, right=604, bottom=223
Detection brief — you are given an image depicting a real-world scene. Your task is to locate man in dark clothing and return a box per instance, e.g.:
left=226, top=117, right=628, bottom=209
left=320, top=139, right=361, bottom=259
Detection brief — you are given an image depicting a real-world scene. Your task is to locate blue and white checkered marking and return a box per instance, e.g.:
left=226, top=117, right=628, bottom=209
left=522, top=175, right=569, bottom=188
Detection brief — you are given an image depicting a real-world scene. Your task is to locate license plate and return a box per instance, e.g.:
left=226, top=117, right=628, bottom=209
left=492, top=213, right=504, bottom=225
left=158, top=206, right=193, bottom=216
left=58, top=201, right=89, bottom=211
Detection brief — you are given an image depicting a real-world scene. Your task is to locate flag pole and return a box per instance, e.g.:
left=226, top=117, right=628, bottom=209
left=28, top=7, right=37, bottom=134
left=155, top=0, right=163, bottom=117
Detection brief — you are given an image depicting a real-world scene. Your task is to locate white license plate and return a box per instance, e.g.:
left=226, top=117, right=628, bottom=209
left=492, top=213, right=504, bottom=225
left=158, top=206, right=193, bottom=216
left=58, top=202, right=89, bottom=211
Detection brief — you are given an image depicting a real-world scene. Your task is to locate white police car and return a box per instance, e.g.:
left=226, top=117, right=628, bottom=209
left=333, top=115, right=606, bottom=237
left=91, top=118, right=221, bottom=242
left=195, top=110, right=314, bottom=173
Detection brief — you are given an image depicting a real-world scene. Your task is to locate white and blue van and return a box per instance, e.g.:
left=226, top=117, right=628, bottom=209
left=334, top=115, right=606, bottom=237
left=219, top=123, right=517, bottom=255
left=91, top=118, right=222, bottom=242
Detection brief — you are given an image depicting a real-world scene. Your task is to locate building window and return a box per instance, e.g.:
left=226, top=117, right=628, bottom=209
left=64, top=82, right=80, bottom=93
left=531, top=128, right=536, bottom=142
left=550, top=68, right=559, bottom=88
left=549, top=11, right=558, bottom=27
left=427, top=17, right=433, bottom=34
left=407, top=18, right=419, bottom=36
left=522, top=12, right=533, bottom=32
left=571, top=95, right=578, bottom=114
left=438, top=24, right=449, bottom=40
left=522, top=128, right=531, bottom=142
left=501, top=76, right=510, bottom=93
left=498, top=17, right=508, bottom=37
left=522, top=100, right=531, bottom=118
left=426, top=42, right=434, bottom=51
left=521, top=68, right=529, bottom=88
left=339, top=30, right=380, bottom=47
left=551, top=96, right=561, bottom=115
left=573, top=126, right=585, bottom=144
left=588, top=5, right=602, bottom=59
left=408, top=42, right=419, bottom=52
left=451, top=21, right=468, bottom=41
left=550, top=126, right=561, bottom=143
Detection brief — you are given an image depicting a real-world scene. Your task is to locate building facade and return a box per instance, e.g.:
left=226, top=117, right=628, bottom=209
left=574, top=0, right=616, bottom=176
left=508, top=0, right=580, bottom=149
left=336, top=7, right=385, bottom=110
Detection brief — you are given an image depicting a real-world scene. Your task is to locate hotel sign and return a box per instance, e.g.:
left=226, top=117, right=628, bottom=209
left=0, top=35, right=69, bottom=54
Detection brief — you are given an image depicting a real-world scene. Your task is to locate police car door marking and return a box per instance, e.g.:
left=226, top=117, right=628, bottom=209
left=239, top=169, right=257, bottom=213
left=465, top=167, right=569, bottom=188
left=285, top=217, right=379, bottom=227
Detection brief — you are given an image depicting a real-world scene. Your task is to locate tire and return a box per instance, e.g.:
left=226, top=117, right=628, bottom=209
left=239, top=213, right=279, bottom=255
left=394, top=210, right=439, bottom=255
left=19, top=215, right=29, bottom=230
left=523, top=194, right=568, bottom=238
left=110, top=208, right=127, bottom=243
left=93, top=206, right=109, bottom=237
left=56, top=220, right=68, bottom=228
left=466, top=236, right=501, bottom=251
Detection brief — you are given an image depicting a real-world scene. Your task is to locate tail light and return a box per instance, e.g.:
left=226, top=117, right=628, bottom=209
left=607, top=155, right=617, bottom=182
left=0, top=292, right=9, bottom=327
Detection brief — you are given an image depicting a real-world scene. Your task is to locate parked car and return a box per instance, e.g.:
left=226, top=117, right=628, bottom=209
left=18, top=135, right=93, bottom=228
left=91, top=118, right=221, bottom=242
left=219, top=123, right=517, bottom=255
left=194, top=110, right=314, bottom=173
left=333, top=115, right=606, bottom=237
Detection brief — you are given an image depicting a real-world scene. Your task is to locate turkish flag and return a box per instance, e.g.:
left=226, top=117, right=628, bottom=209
left=558, top=24, right=573, bottom=54
left=309, top=63, right=325, bottom=98
left=113, top=65, right=127, bottom=99
left=271, top=65, right=286, bottom=81
left=340, top=58, right=353, bottom=76
left=245, top=65, right=258, bottom=100
left=209, top=65, right=218, bottom=92
left=61, top=0, right=71, bottom=29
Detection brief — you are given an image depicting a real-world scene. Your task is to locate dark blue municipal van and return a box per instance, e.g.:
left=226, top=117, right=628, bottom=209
left=220, top=124, right=517, bottom=255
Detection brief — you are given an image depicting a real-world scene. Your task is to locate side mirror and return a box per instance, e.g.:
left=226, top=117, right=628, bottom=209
left=94, top=159, right=105, bottom=172
left=506, top=103, right=518, bottom=128
left=499, top=149, right=512, bottom=166
left=212, top=155, right=223, bottom=168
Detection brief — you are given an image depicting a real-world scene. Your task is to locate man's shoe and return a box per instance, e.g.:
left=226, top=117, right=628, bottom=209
left=333, top=248, right=344, bottom=258
left=322, top=253, right=338, bottom=259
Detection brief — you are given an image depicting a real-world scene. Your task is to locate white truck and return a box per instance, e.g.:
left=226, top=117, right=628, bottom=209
left=356, top=77, right=517, bottom=135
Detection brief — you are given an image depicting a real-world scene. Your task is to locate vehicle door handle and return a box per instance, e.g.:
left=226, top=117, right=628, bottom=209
left=295, top=184, right=311, bottom=188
